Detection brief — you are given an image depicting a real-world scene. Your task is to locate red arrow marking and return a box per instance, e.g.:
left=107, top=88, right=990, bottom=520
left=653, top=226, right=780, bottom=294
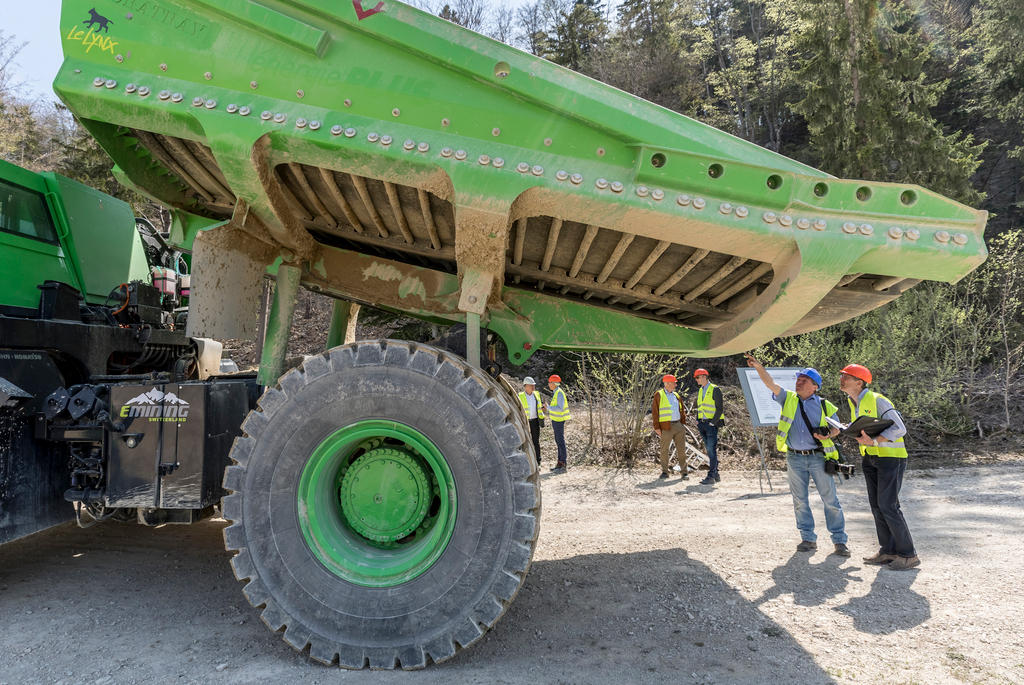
left=353, top=0, right=384, bottom=20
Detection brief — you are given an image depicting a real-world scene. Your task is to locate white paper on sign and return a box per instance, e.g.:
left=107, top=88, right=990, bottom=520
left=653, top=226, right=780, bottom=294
left=735, top=367, right=801, bottom=427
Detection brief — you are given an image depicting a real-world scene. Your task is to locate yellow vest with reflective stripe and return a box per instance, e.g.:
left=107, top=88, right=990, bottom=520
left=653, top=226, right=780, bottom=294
left=848, top=391, right=908, bottom=458
left=548, top=387, right=570, bottom=422
left=697, top=383, right=718, bottom=419
left=518, top=391, right=546, bottom=419
left=776, top=390, right=839, bottom=460
left=656, top=389, right=682, bottom=422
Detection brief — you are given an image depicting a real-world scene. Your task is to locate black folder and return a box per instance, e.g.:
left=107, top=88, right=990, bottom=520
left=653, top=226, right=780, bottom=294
left=841, top=415, right=894, bottom=438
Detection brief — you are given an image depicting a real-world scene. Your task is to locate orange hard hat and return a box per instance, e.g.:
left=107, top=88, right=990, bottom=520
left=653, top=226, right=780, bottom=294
left=840, top=364, right=872, bottom=385
left=548, top=374, right=562, bottom=383
left=662, top=374, right=677, bottom=383
left=694, top=368, right=709, bottom=377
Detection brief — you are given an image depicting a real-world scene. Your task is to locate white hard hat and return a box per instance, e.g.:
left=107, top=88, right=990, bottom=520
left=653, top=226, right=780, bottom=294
left=523, top=376, right=536, bottom=385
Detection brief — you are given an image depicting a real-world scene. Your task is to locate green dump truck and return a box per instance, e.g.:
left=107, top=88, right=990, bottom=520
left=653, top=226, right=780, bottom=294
left=0, top=0, right=988, bottom=669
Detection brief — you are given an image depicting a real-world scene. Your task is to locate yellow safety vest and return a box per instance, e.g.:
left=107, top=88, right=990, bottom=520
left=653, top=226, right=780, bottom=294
left=697, top=383, right=718, bottom=419
left=848, top=390, right=908, bottom=458
left=518, top=391, right=546, bottom=420
left=656, top=389, right=682, bottom=422
left=776, top=390, right=839, bottom=461
left=548, top=387, right=571, bottom=422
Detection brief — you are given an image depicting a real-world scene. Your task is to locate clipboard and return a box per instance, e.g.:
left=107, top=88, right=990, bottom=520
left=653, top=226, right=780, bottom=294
left=841, top=415, right=894, bottom=438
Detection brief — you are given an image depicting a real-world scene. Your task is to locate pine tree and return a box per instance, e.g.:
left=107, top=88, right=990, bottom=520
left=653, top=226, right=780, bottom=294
left=549, top=0, right=608, bottom=71
left=792, top=0, right=982, bottom=204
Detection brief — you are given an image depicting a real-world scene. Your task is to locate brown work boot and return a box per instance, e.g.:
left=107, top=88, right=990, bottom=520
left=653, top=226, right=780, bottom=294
left=886, top=555, right=921, bottom=571
left=832, top=543, right=851, bottom=557
left=796, top=540, right=817, bottom=552
left=862, top=550, right=898, bottom=565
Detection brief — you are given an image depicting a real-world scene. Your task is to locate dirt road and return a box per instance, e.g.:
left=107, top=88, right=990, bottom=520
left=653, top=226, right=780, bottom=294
left=2, top=461, right=1022, bottom=684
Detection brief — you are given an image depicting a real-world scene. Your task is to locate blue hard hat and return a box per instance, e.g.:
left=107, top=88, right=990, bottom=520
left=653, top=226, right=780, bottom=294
left=798, top=368, right=823, bottom=387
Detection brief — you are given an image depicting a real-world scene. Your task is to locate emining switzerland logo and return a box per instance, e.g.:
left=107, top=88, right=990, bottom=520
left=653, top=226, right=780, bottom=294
left=119, top=388, right=190, bottom=422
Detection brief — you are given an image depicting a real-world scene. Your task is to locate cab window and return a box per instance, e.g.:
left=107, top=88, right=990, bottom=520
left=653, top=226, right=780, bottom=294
left=0, top=179, right=59, bottom=243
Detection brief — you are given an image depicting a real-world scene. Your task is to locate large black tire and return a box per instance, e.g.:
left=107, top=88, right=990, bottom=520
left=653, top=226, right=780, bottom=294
left=222, top=340, right=540, bottom=669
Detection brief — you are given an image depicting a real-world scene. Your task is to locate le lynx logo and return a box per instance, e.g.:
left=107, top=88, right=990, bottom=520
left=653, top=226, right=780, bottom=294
left=119, top=388, right=190, bottom=422
left=66, top=8, right=119, bottom=55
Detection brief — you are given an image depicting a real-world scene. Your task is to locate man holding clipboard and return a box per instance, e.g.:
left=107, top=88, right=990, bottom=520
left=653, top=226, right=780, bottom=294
left=839, top=364, right=919, bottom=571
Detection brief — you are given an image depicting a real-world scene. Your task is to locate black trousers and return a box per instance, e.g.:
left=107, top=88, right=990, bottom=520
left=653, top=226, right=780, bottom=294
left=862, top=455, right=916, bottom=557
left=528, top=417, right=542, bottom=465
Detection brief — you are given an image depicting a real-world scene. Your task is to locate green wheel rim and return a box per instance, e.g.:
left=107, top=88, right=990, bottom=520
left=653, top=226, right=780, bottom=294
left=297, top=420, right=457, bottom=587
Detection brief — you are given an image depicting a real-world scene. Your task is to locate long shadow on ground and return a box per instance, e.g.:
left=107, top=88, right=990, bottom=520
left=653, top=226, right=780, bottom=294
left=0, top=521, right=835, bottom=684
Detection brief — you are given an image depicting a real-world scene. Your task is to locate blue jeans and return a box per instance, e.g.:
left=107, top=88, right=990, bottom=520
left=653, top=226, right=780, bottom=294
left=552, top=420, right=567, bottom=465
left=697, top=421, right=719, bottom=477
left=786, top=451, right=847, bottom=544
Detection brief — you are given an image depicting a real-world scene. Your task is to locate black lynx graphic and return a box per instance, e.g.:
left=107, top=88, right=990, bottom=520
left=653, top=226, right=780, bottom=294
left=83, top=8, right=113, bottom=33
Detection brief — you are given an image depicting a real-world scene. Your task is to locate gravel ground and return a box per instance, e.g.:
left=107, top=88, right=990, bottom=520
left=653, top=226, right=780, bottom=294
left=1, top=459, right=1022, bottom=685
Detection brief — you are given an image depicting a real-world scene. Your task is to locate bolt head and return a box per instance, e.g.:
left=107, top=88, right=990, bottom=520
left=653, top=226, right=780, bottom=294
left=158, top=89, right=171, bottom=100
left=441, top=147, right=453, bottom=158
left=296, top=89, right=304, bottom=98
left=735, top=206, right=749, bottom=218
left=610, top=181, right=623, bottom=193
left=392, top=108, right=401, bottom=117
left=492, top=127, right=501, bottom=136
left=517, top=162, right=530, bottom=173
left=261, top=110, right=272, bottom=120
left=295, top=117, right=308, bottom=128
left=309, top=120, right=321, bottom=130
left=719, top=202, right=733, bottom=214
left=204, top=71, right=212, bottom=80
left=468, top=295, right=478, bottom=304
left=905, top=229, right=921, bottom=241
left=651, top=189, right=665, bottom=201
left=380, top=135, right=392, bottom=146
left=858, top=223, right=874, bottom=236
left=125, top=83, right=137, bottom=93
left=226, top=103, right=238, bottom=113
left=239, top=106, right=250, bottom=116
left=888, top=226, right=903, bottom=239
left=692, top=198, right=706, bottom=210
left=105, top=79, right=117, bottom=89
left=367, top=132, right=380, bottom=142
left=677, top=194, right=692, bottom=206
left=116, top=54, right=124, bottom=63
left=595, top=178, right=609, bottom=189
left=138, top=87, right=151, bottom=97
left=273, top=112, right=286, bottom=123
left=160, top=63, right=168, bottom=71
left=952, top=233, right=968, bottom=245
left=556, top=170, right=569, bottom=181
left=935, top=230, right=951, bottom=243
left=442, top=118, right=450, bottom=126
left=570, top=173, right=583, bottom=185
left=345, top=127, right=356, bottom=138
left=636, top=185, right=649, bottom=197
left=762, top=211, right=777, bottom=223
left=796, top=218, right=810, bottom=230
left=126, top=437, right=137, bottom=448
left=492, top=157, right=504, bottom=168
left=454, top=149, right=467, bottom=160
left=813, top=219, right=827, bottom=231
left=402, top=138, right=415, bottom=150
left=93, top=77, right=105, bottom=87
left=478, top=154, right=491, bottom=165
left=331, top=124, right=344, bottom=136
left=344, top=98, right=352, bottom=107
left=531, top=165, right=544, bottom=176
left=417, top=142, right=429, bottom=152
left=171, top=92, right=183, bottom=103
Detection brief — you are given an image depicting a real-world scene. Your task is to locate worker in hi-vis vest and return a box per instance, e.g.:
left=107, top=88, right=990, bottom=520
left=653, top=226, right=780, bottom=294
left=839, top=363, right=918, bottom=571
left=746, top=353, right=851, bottom=558
left=518, top=377, right=546, bottom=467
left=652, top=374, right=689, bottom=480
left=546, top=375, right=570, bottom=472
left=693, top=368, right=724, bottom=486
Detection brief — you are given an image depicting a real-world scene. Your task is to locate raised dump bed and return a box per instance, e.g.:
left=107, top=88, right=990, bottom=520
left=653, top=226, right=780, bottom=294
left=53, top=0, right=988, bottom=669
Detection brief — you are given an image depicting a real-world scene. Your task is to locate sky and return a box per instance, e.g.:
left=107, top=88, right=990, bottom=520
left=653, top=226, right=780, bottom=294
left=5, top=0, right=541, bottom=103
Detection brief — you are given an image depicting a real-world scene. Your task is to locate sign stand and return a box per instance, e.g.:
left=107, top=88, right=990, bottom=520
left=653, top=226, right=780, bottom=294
left=735, top=367, right=802, bottom=495
left=751, top=430, right=772, bottom=494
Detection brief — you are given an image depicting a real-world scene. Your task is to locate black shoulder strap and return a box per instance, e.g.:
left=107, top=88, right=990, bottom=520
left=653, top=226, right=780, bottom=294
left=797, top=396, right=822, bottom=444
